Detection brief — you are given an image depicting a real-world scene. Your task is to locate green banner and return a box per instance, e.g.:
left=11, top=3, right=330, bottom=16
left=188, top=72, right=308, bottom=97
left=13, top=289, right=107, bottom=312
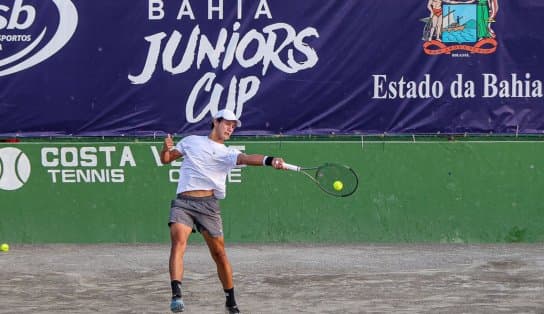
left=1, top=139, right=543, bottom=243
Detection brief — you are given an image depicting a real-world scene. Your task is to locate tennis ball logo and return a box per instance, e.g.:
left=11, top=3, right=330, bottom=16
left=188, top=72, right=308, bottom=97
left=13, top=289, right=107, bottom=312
left=0, top=147, right=31, bottom=191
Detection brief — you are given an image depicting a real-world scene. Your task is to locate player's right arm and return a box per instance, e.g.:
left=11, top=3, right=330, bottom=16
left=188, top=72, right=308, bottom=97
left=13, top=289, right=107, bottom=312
left=160, top=134, right=182, bottom=164
left=237, top=154, right=285, bottom=169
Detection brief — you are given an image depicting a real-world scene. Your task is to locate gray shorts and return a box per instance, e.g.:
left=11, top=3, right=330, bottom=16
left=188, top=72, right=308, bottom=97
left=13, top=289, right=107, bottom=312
left=168, top=194, right=223, bottom=237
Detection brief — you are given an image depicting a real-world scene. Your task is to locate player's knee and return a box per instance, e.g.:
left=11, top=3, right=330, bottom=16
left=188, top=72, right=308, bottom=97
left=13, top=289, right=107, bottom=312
left=211, top=249, right=228, bottom=264
left=171, top=237, right=188, bottom=250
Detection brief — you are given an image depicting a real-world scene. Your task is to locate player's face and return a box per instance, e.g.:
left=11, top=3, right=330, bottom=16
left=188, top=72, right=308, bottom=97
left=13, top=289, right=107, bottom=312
left=215, top=119, right=237, bottom=141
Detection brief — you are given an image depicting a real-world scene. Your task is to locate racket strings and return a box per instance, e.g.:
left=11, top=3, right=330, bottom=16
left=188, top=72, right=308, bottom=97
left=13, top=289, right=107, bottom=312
left=315, top=163, right=358, bottom=196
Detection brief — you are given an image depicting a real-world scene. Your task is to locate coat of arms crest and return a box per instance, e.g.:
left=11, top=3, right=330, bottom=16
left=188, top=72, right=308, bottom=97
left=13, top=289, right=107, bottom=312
left=422, top=0, right=499, bottom=55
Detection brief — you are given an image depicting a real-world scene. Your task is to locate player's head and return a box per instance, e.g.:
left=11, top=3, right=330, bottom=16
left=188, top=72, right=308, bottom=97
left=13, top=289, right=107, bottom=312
left=210, top=109, right=241, bottom=142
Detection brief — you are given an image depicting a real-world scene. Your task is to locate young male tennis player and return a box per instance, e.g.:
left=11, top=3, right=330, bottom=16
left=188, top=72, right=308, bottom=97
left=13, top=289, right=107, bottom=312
left=160, top=109, right=285, bottom=313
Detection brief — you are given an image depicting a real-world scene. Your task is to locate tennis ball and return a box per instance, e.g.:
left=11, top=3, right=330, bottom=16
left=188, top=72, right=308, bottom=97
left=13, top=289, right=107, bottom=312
left=333, top=180, right=343, bottom=191
left=0, top=243, right=9, bottom=252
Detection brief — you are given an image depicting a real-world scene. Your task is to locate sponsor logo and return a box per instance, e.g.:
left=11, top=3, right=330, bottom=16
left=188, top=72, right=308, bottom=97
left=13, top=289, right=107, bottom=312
left=0, top=147, right=31, bottom=190
left=1, top=144, right=246, bottom=187
left=422, top=0, right=499, bottom=56
left=41, top=146, right=136, bottom=183
left=0, top=0, right=78, bottom=76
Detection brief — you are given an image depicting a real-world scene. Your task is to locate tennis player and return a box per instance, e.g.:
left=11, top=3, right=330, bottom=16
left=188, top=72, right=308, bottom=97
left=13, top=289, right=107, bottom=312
left=160, top=109, right=285, bottom=313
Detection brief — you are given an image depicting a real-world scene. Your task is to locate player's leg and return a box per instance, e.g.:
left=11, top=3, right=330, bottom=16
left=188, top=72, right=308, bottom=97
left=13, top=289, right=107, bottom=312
left=169, top=222, right=193, bottom=312
left=169, top=222, right=193, bottom=283
left=202, top=231, right=233, bottom=288
left=202, top=231, right=240, bottom=313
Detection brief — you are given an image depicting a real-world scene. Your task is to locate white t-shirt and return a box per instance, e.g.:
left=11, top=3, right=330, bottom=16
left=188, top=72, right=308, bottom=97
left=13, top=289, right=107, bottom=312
left=174, top=135, right=241, bottom=199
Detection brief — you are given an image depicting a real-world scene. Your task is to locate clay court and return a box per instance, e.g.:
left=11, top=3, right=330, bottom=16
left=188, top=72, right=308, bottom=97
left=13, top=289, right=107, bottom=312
left=0, top=244, right=543, bottom=313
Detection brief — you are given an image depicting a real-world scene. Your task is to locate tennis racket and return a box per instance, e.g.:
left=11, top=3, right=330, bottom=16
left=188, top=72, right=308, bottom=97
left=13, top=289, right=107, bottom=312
left=282, top=162, right=359, bottom=197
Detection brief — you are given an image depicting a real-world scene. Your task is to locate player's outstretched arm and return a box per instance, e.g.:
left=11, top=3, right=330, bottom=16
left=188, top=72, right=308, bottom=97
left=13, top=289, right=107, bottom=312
left=237, top=154, right=285, bottom=169
left=160, top=134, right=182, bottom=164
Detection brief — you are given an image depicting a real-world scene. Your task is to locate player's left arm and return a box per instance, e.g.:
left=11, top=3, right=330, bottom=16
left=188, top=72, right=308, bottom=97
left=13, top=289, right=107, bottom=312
left=236, top=154, right=284, bottom=169
left=160, top=134, right=182, bottom=164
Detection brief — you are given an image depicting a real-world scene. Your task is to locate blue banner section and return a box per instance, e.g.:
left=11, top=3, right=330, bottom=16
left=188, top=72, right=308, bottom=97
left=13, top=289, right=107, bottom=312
left=0, top=0, right=543, bottom=136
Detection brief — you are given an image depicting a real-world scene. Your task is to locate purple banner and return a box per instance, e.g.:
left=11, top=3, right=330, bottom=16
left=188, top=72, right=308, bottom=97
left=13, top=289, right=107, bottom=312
left=1, top=0, right=543, bottom=136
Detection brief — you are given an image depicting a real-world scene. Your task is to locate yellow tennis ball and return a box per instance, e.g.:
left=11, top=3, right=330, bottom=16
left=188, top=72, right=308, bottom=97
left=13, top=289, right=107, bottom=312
left=1, top=243, right=9, bottom=252
left=333, top=180, right=343, bottom=191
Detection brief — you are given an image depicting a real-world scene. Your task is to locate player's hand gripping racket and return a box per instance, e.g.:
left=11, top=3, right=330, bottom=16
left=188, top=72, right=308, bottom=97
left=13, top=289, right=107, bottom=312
left=282, top=162, right=359, bottom=197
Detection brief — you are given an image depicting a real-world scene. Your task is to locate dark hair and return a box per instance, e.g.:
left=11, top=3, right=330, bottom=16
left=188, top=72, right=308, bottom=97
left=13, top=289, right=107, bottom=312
left=211, top=117, right=223, bottom=129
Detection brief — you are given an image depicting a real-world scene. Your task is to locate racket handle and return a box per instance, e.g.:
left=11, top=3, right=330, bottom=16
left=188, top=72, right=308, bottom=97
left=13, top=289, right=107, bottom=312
left=282, top=163, right=300, bottom=171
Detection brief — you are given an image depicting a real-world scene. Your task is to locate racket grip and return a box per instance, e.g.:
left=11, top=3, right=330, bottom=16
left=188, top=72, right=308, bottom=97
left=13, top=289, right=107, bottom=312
left=282, top=163, right=300, bottom=171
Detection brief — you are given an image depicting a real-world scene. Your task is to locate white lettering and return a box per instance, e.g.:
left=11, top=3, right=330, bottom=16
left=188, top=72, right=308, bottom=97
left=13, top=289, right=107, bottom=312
left=41, top=146, right=137, bottom=168
left=236, top=0, right=242, bottom=19
left=228, top=168, right=242, bottom=182
left=42, top=147, right=59, bottom=167
left=532, top=80, right=543, bottom=98
left=254, top=0, right=272, bottom=19
left=208, top=0, right=223, bottom=20
left=128, top=32, right=167, bottom=84
left=483, top=73, right=497, bottom=98
left=372, top=74, right=443, bottom=99
left=98, top=146, right=115, bottom=167
left=148, top=0, right=164, bottom=20
left=186, top=72, right=216, bottom=123
left=48, top=169, right=125, bottom=183
left=42, top=146, right=132, bottom=184
left=0, top=0, right=36, bottom=30
left=450, top=74, right=475, bottom=99
left=169, top=169, right=180, bottom=182
left=176, top=0, right=195, bottom=20
left=61, top=147, right=78, bottom=167
left=236, top=29, right=266, bottom=68
left=47, top=169, right=60, bottom=183
left=198, top=28, right=227, bottom=69
left=146, top=0, right=271, bottom=20
left=372, top=75, right=387, bottom=99
left=0, top=5, right=8, bottom=29
left=111, top=169, right=124, bottom=183
left=290, top=27, right=319, bottom=71
left=235, top=76, right=260, bottom=116
left=80, top=147, right=97, bottom=167
left=483, top=73, right=543, bottom=98
left=150, top=146, right=163, bottom=166
left=62, top=169, right=76, bottom=183
left=129, top=23, right=319, bottom=84
left=163, top=28, right=198, bottom=75
left=261, top=23, right=298, bottom=75
left=119, top=146, right=136, bottom=167
left=186, top=73, right=260, bottom=123
left=222, top=22, right=240, bottom=70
